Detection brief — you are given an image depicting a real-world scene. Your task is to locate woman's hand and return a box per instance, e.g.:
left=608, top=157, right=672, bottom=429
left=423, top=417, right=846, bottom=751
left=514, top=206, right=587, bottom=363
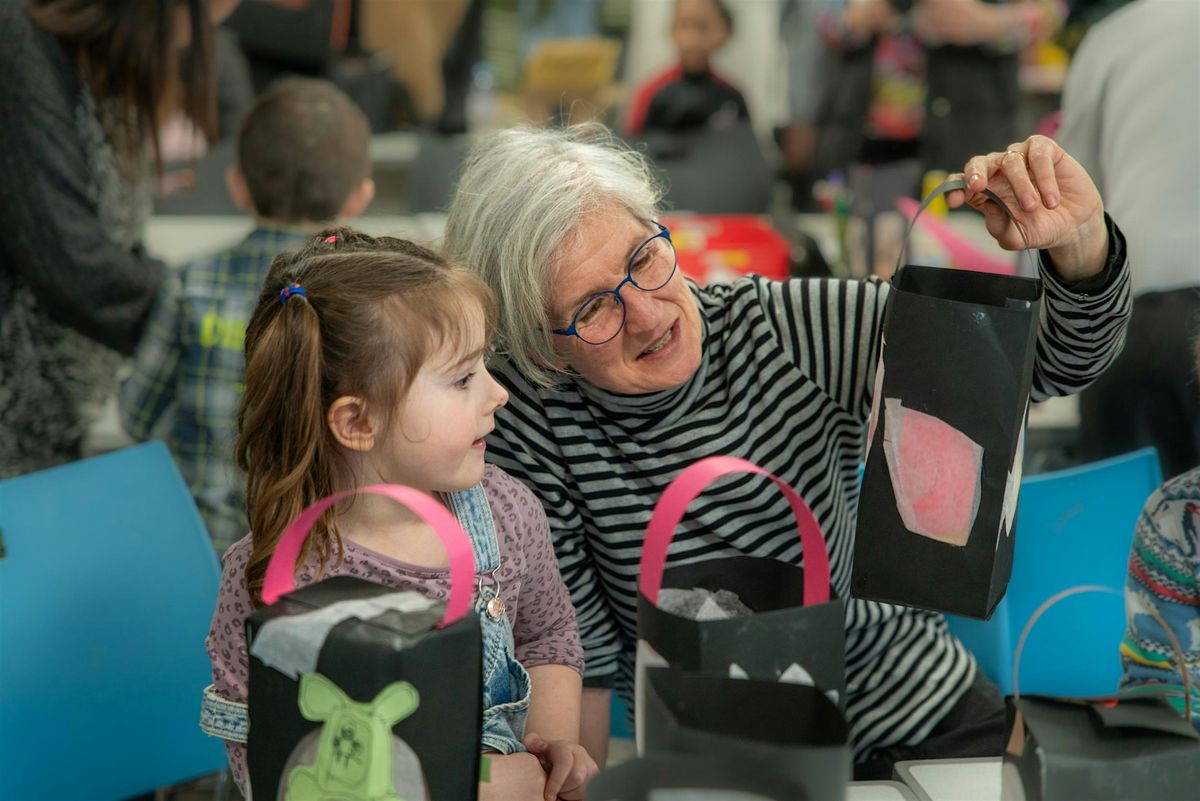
left=479, top=751, right=547, bottom=801
left=523, top=733, right=600, bottom=801
left=945, top=135, right=1109, bottom=283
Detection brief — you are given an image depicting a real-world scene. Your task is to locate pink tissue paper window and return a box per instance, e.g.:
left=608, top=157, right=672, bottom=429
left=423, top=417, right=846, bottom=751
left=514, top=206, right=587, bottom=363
left=883, top=399, right=983, bottom=546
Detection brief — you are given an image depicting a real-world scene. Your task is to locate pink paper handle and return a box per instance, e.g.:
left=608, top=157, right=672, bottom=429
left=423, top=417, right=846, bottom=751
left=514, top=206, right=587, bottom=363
left=261, top=484, right=476, bottom=629
left=639, top=456, right=831, bottom=607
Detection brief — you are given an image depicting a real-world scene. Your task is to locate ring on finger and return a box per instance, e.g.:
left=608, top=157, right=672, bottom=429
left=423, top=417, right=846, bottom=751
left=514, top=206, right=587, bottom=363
left=1004, top=149, right=1024, bottom=160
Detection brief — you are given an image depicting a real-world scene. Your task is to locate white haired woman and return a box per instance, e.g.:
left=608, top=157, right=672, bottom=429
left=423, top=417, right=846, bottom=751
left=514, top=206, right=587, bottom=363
left=445, top=124, right=1130, bottom=778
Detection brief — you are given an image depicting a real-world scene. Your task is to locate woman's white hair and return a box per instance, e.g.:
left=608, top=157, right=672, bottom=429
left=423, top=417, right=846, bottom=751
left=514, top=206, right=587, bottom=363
left=444, top=122, right=662, bottom=388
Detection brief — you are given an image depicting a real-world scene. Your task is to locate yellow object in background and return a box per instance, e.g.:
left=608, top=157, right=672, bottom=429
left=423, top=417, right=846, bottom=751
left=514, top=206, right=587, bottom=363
left=922, top=170, right=949, bottom=218
left=1035, top=41, right=1070, bottom=68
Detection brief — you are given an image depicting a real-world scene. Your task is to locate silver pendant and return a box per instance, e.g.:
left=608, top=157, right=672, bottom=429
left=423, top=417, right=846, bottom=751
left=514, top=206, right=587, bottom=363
left=485, top=595, right=506, bottom=620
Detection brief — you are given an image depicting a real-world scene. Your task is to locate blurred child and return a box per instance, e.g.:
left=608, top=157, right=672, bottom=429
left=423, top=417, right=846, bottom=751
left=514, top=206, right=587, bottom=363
left=200, top=230, right=595, bottom=800
left=118, top=78, right=374, bottom=554
left=625, top=0, right=750, bottom=135
left=814, top=0, right=1064, bottom=175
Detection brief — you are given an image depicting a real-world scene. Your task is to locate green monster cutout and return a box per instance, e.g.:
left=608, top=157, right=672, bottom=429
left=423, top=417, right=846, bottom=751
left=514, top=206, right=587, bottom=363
left=286, top=673, right=421, bottom=801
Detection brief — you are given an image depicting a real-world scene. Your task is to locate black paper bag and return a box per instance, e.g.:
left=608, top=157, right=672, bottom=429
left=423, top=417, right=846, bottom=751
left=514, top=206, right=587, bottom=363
left=246, top=485, right=482, bottom=801
left=636, top=456, right=846, bottom=744
left=641, top=667, right=850, bottom=801
left=853, top=180, right=1043, bottom=619
left=587, top=753, right=810, bottom=800
left=1002, top=696, right=1200, bottom=801
left=1001, top=585, right=1200, bottom=800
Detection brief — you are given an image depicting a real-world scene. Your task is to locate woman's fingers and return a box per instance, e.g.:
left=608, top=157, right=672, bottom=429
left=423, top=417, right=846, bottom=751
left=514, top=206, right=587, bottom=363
left=944, top=172, right=967, bottom=209
left=978, top=201, right=1017, bottom=245
left=1000, top=146, right=1041, bottom=212
left=936, top=169, right=1019, bottom=248
left=963, top=152, right=1002, bottom=193
left=1026, top=135, right=1061, bottom=208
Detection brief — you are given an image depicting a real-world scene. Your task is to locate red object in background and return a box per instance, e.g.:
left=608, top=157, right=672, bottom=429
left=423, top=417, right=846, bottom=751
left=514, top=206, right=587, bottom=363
left=660, top=215, right=791, bottom=286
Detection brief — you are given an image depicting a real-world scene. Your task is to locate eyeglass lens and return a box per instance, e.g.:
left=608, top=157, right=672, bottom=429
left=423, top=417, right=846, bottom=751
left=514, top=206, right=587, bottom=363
left=574, top=236, right=675, bottom=344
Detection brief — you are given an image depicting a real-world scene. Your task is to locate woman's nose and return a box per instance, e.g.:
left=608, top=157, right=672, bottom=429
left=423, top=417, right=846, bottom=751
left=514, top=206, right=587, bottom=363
left=620, top=287, right=661, bottom=333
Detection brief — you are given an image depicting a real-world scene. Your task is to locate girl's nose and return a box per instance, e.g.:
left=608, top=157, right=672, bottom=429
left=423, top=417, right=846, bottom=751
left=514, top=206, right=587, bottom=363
left=484, top=368, right=508, bottom=411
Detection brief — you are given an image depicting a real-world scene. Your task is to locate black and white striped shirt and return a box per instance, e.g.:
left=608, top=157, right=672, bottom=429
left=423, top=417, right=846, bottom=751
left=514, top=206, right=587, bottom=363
left=485, top=226, right=1130, bottom=759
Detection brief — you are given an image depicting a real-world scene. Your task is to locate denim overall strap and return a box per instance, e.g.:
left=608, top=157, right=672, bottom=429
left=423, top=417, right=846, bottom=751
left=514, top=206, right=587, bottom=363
left=446, top=482, right=531, bottom=754
left=447, top=483, right=500, bottom=575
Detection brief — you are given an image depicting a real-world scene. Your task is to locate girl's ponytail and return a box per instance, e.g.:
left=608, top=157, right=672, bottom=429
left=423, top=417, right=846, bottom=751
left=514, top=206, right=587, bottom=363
left=237, top=258, right=341, bottom=606
left=234, top=228, right=498, bottom=605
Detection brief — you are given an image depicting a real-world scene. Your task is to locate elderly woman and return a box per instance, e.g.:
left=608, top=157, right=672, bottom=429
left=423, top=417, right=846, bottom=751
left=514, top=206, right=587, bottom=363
left=445, top=125, right=1130, bottom=778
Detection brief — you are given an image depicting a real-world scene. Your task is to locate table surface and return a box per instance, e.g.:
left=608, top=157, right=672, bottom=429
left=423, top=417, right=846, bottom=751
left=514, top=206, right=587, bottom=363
left=847, top=779, right=920, bottom=801
left=893, top=757, right=1002, bottom=801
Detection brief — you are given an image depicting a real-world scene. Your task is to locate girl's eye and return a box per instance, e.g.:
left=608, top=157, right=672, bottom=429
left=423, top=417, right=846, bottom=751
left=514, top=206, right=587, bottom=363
left=454, top=372, right=475, bottom=390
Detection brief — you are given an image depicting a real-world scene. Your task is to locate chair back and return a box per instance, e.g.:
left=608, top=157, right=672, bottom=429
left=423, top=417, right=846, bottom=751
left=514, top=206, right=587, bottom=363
left=947, top=447, right=1162, bottom=696
left=0, top=443, right=226, bottom=800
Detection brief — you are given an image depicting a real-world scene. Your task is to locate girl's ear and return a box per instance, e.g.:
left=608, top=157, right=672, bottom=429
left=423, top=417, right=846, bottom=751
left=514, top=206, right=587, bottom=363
left=327, top=396, right=377, bottom=452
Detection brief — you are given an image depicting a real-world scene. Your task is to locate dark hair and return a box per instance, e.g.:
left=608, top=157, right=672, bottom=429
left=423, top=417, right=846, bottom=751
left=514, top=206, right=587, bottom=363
left=237, top=78, right=372, bottom=223
left=29, top=0, right=218, bottom=164
left=236, top=227, right=497, bottom=605
left=676, top=0, right=734, bottom=31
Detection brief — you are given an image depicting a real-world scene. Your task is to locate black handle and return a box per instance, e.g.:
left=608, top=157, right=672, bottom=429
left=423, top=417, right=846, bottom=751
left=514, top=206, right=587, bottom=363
left=895, top=177, right=1035, bottom=275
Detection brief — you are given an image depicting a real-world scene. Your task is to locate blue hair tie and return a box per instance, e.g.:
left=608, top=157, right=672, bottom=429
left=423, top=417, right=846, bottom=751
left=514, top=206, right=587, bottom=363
left=279, top=283, right=307, bottom=305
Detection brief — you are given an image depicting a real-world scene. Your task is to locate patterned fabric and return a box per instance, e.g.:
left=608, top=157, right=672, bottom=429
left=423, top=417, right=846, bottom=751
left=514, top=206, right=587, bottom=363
left=0, top=1, right=159, bottom=478
left=1120, top=466, right=1200, bottom=728
left=485, top=220, right=1130, bottom=761
left=118, top=226, right=310, bottom=553
left=204, top=465, right=582, bottom=794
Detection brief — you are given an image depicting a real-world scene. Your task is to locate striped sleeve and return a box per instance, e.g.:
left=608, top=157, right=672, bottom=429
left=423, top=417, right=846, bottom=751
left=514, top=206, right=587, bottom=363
left=486, top=374, right=626, bottom=685
left=1030, top=214, right=1131, bottom=401
left=762, top=216, right=1130, bottom=413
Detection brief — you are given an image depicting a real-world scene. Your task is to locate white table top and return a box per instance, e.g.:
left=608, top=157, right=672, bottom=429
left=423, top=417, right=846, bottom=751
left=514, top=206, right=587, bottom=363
left=143, top=213, right=448, bottom=266
left=847, top=780, right=919, bottom=801
left=893, top=757, right=1002, bottom=801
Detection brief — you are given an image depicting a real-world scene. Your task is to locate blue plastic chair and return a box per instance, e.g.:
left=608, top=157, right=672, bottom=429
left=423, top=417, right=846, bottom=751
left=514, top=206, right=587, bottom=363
left=611, top=692, right=635, bottom=740
left=0, top=442, right=227, bottom=800
left=945, top=447, right=1162, bottom=697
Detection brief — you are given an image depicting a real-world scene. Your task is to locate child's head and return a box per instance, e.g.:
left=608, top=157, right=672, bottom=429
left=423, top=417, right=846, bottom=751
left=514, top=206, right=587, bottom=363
left=227, top=78, right=374, bottom=226
left=671, top=0, right=733, bottom=74
left=237, top=228, right=506, bottom=602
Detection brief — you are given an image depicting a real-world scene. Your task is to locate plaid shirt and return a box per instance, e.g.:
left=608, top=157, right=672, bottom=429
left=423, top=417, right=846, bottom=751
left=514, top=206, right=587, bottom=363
left=119, top=225, right=311, bottom=554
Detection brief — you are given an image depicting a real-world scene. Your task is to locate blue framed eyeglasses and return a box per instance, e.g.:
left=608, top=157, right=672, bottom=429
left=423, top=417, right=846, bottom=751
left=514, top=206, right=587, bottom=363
left=552, top=222, right=678, bottom=345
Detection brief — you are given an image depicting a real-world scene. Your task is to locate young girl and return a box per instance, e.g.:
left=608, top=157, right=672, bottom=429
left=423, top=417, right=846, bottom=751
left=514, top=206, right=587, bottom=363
left=201, top=229, right=597, bottom=800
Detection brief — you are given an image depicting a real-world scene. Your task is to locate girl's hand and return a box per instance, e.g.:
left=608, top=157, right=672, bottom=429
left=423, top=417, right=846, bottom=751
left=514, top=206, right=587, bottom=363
left=479, top=751, right=546, bottom=801
left=523, top=733, right=600, bottom=801
left=945, top=134, right=1109, bottom=283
